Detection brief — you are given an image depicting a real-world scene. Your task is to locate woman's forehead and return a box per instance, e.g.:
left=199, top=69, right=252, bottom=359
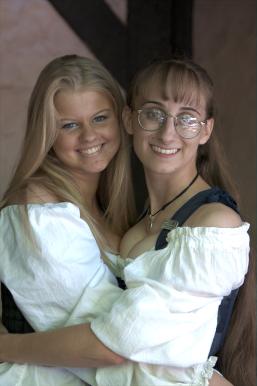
left=134, top=76, right=205, bottom=109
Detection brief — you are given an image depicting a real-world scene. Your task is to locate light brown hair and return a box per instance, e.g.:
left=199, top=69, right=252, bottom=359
left=127, top=58, right=256, bottom=386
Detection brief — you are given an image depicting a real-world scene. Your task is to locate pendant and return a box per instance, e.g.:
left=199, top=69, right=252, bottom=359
left=161, top=219, right=179, bottom=231
left=148, top=214, right=154, bottom=230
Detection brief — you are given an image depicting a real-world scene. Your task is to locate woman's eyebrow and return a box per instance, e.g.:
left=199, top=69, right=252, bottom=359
left=141, top=100, right=164, bottom=107
left=58, top=109, right=112, bottom=120
left=179, top=106, right=201, bottom=115
left=141, top=101, right=201, bottom=115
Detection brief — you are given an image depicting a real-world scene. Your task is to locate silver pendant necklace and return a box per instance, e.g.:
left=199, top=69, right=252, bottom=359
left=147, top=173, right=199, bottom=230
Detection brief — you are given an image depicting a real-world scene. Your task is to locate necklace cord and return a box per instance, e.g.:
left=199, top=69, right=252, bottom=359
left=148, top=172, right=199, bottom=220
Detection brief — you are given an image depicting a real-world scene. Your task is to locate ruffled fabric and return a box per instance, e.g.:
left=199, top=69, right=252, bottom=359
left=94, top=356, right=218, bottom=386
left=92, top=223, right=250, bottom=385
left=193, top=356, right=218, bottom=385
left=0, top=203, right=250, bottom=386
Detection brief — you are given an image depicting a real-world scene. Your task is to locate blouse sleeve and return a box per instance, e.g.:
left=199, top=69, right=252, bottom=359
left=91, top=224, right=250, bottom=367
left=0, top=203, right=121, bottom=331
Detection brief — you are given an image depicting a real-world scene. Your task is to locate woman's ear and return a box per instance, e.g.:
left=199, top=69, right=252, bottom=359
left=122, top=106, right=133, bottom=135
left=199, top=118, right=214, bottom=145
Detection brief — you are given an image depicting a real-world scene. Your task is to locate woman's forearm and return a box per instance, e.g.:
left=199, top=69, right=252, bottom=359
left=0, top=324, right=124, bottom=367
left=0, top=328, right=234, bottom=386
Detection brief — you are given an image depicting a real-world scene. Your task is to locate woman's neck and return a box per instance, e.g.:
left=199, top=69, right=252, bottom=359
left=143, top=169, right=210, bottom=234
left=145, top=168, right=207, bottom=215
left=73, top=172, right=100, bottom=209
left=74, top=173, right=121, bottom=253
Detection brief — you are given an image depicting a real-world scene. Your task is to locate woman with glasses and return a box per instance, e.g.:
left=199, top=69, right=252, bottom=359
left=109, top=59, right=253, bottom=386
left=89, top=58, right=252, bottom=385
left=0, top=59, right=253, bottom=386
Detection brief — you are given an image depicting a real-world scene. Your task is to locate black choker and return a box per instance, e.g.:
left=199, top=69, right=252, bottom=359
left=147, top=172, right=199, bottom=230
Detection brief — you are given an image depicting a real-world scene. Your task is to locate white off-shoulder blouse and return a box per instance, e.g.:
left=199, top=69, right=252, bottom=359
left=0, top=203, right=120, bottom=386
left=0, top=203, right=250, bottom=386
left=91, top=223, right=250, bottom=385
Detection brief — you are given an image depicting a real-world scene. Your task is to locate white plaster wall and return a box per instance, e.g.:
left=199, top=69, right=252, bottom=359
left=0, top=0, right=96, bottom=198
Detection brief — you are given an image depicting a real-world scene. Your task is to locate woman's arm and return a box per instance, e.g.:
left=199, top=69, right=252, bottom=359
left=0, top=329, right=234, bottom=386
left=0, top=324, right=124, bottom=367
left=0, top=204, right=125, bottom=369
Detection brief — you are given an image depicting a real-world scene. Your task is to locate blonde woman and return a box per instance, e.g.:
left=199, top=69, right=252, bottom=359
left=0, top=58, right=244, bottom=386
left=0, top=54, right=135, bottom=385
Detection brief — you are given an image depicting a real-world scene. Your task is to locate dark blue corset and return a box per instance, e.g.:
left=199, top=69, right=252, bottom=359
left=154, top=187, right=240, bottom=358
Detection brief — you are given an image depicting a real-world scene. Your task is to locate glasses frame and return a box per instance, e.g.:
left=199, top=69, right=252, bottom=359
left=136, top=108, right=207, bottom=139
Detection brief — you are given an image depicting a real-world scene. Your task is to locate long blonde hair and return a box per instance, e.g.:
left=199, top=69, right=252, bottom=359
left=1, top=55, right=136, bottom=248
left=127, top=58, right=256, bottom=386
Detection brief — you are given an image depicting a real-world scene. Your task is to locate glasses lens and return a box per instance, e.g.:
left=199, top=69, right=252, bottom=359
left=176, top=114, right=201, bottom=138
left=139, top=108, right=165, bottom=131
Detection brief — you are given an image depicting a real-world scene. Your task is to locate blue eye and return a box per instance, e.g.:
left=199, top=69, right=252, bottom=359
left=146, top=109, right=164, bottom=121
left=61, top=122, right=79, bottom=130
left=92, top=115, right=108, bottom=124
left=142, top=109, right=166, bottom=125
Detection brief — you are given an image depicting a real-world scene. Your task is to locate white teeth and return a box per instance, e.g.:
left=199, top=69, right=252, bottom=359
left=151, top=145, right=178, bottom=155
left=79, top=145, right=102, bottom=155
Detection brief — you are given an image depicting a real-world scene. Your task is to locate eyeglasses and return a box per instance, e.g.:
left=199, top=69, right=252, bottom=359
left=137, top=107, right=207, bottom=139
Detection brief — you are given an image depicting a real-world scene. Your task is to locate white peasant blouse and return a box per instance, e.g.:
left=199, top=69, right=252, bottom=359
left=0, top=203, right=250, bottom=386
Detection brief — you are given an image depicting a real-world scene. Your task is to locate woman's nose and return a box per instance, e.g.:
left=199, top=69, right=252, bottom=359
left=158, top=116, right=178, bottom=141
left=80, top=123, right=97, bottom=141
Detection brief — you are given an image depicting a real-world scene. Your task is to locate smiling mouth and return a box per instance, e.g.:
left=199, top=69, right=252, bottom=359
left=151, top=145, right=179, bottom=155
left=77, top=145, right=102, bottom=155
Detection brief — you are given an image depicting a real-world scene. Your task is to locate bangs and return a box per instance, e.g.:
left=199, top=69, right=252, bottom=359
left=130, top=60, right=213, bottom=117
left=155, top=64, right=205, bottom=107
left=165, top=68, right=204, bottom=107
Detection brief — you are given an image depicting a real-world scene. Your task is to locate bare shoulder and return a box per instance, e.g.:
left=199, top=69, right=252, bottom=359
left=186, top=202, right=242, bottom=228
left=25, top=183, right=58, bottom=204
left=209, top=371, right=234, bottom=386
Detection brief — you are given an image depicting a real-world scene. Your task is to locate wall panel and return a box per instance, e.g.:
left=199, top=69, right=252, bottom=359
left=0, top=0, right=96, bottom=198
left=193, top=0, right=256, bottom=239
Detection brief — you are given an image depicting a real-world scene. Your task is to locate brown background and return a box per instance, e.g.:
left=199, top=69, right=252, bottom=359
left=0, top=0, right=255, bottom=243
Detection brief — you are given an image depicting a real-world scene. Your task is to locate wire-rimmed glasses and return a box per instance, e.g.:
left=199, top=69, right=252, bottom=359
left=137, top=107, right=207, bottom=139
